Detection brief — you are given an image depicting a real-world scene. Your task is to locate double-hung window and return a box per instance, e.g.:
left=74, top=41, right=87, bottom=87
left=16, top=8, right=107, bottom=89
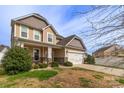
left=21, top=25, right=28, bottom=38
left=47, top=33, right=53, bottom=43
left=34, top=30, right=41, bottom=41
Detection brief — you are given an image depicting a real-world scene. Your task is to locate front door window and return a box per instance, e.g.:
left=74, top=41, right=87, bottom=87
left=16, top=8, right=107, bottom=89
left=33, top=49, right=40, bottom=61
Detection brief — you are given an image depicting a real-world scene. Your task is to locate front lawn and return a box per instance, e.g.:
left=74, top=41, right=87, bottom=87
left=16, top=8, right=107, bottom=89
left=0, top=70, right=58, bottom=88
left=0, top=67, right=124, bottom=88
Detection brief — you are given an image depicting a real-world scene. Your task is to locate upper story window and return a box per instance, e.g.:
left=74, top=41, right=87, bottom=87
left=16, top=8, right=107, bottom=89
left=20, top=25, right=28, bottom=38
left=33, top=30, right=41, bottom=41
left=47, top=32, right=53, bottom=43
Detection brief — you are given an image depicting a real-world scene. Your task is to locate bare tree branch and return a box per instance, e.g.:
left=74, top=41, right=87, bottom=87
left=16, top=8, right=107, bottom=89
left=80, top=6, right=124, bottom=51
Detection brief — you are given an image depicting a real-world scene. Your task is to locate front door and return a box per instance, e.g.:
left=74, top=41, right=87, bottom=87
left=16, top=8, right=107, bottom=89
left=52, top=51, right=54, bottom=62
left=33, top=48, right=40, bottom=62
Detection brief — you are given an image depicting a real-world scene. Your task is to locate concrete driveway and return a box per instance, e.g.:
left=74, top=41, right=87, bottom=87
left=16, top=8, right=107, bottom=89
left=73, top=64, right=124, bottom=77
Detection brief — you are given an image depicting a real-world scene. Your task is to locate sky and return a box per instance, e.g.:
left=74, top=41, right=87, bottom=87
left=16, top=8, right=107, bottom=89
left=1, top=5, right=118, bottom=53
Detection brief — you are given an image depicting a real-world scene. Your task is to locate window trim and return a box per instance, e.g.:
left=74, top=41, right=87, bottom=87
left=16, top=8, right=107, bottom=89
left=33, top=48, right=41, bottom=61
left=33, top=30, right=41, bottom=42
left=47, top=32, right=53, bottom=43
left=20, top=25, right=29, bottom=39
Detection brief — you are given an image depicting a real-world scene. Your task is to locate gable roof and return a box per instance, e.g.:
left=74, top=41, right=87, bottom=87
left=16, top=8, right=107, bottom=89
left=57, top=35, right=86, bottom=50
left=93, top=44, right=120, bottom=54
left=11, top=13, right=61, bottom=37
left=12, top=13, right=48, bottom=24
left=57, top=35, right=75, bottom=46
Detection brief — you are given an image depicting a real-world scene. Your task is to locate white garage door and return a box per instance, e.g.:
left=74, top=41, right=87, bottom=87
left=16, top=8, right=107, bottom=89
left=68, top=52, right=83, bottom=64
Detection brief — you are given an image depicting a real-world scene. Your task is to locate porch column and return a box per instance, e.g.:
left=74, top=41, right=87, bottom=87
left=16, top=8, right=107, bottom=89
left=42, top=47, right=45, bottom=63
left=48, top=47, right=52, bottom=63
left=17, top=41, right=24, bottom=48
left=20, top=43, right=24, bottom=48
left=64, top=48, right=68, bottom=62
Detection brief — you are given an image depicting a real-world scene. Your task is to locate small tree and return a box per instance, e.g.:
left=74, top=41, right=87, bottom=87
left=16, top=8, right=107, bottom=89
left=84, top=54, right=95, bottom=64
left=2, top=46, right=32, bottom=75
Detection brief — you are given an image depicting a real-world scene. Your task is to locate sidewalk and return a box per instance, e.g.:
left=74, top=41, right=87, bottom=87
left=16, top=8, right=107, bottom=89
left=73, top=64, right=124, bottom=77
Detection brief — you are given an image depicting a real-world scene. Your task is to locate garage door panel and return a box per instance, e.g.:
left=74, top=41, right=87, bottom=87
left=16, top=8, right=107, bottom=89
left=68, top=52, right=83, bottom=64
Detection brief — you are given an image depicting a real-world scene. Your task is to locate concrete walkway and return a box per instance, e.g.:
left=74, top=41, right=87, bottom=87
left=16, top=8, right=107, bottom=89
left=73, top=64, right=124, bottom=77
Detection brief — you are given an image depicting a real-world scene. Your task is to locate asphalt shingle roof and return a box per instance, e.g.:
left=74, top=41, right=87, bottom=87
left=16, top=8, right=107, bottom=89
left=57, top=35, right=75, bottom=46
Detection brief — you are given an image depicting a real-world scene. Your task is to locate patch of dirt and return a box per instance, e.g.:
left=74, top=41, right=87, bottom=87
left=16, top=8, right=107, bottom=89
left=44, top=69, right=124, bottom=88
left=15, top=78, right=41, bottom=88
left=0, top=76, right=7, bottom=84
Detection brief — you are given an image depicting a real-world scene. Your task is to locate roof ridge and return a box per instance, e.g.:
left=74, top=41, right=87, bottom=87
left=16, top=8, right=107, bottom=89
left=12, top=13, right=46, bottom=21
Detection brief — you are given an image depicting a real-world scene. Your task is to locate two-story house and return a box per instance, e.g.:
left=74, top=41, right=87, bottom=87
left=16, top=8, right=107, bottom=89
left=11, top=13, right=86, bottom=64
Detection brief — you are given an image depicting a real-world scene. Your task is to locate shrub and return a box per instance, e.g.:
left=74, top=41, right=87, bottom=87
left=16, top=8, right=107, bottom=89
left=0, top=64, right=3, bottom=68
left=84, top=54, right=95, bottom=64
left=63, top=61, right=73, bottom=66
left=32, top=63, right=39, bottom=69
left=2, top=47, right=32, bottom=75
left=39, top=63, right=48, bottom=68
left=51, top=61, right=59, bottom=67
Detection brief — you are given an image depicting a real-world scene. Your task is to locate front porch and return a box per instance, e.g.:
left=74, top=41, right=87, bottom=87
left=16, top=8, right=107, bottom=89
left=23, top=43, right=66, bottom=64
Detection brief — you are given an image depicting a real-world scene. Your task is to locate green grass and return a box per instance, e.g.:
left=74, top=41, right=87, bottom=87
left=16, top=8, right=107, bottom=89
left=116, top=78, right=124, bottom=84
left=71, top=67, right=87, bottom=71
left=79, top=77, right=92, bottom=87
left=0, top=82, right=16, bottom=88
left=8, top=70, right=58, bottom=81
left=92, top=74, right=104, bottom=80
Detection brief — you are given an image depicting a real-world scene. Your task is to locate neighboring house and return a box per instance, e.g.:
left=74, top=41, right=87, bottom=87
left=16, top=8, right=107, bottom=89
left=11, top=13, right=86, bottom=64
left=0, top=45, right=9, bottom=64
left=115, top=47, right=124, bottom=57
left=92, top=44, right=121, bottom=58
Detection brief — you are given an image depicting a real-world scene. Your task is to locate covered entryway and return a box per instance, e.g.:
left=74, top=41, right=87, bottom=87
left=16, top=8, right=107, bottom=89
left=23, top=41, right=63, bottom=63
left=67, top=52, right=83, bottom=64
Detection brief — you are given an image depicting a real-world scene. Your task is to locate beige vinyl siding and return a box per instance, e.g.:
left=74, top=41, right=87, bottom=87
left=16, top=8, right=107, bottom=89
left=104, top=46, right=116, bottom=57
left=14, top=24, right=42, bottom=41
left=29, top=28, right=33, bottom=40
left=24, top=44, right=43, bottom=57
left=43, top=27, right=56, bottom=44
left=66, top=48, right=85, bottom=54
left=54, top=49, right=65, bottom=57
left=15, top=24, right=20, bottom=37
left=18, top=16, right=47, bottom=29
left=56, top=38, right=61, bottom=43
left=68, top=38, right=84, bottom=50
